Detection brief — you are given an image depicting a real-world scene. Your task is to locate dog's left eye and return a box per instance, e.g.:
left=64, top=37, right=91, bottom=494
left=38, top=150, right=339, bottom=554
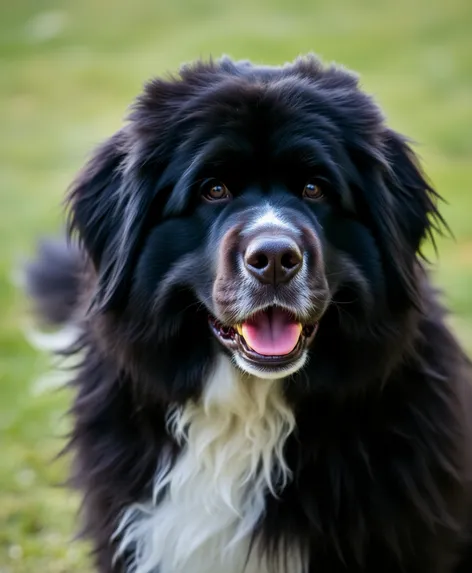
left=303, top=180, right=326, bottom=201
left=201, top=179, right=232, bottom=202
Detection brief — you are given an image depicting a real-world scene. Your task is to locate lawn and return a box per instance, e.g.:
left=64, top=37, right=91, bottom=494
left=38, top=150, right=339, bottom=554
left=0, top=0, right=471, bottom=571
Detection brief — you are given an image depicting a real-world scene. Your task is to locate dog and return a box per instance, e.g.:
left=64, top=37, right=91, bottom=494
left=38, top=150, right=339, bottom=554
left=26, top=55, right=472, bottom=573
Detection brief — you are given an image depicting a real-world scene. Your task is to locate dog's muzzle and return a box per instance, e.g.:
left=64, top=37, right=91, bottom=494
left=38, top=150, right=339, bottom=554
left=208, top=207, right=329, bottom=377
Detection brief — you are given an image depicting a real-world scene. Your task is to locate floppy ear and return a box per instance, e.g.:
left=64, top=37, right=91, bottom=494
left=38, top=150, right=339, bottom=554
left=363, top=130, right=442, bottom=308
left=67, top=130, right=157, bottom=312
left=382, top=130, right=441, bottom=251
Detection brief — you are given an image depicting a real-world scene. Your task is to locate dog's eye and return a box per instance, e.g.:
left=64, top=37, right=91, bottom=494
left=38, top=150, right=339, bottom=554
left=302, top=180, right=326, bottom=201
left=201, top=179, right=231, bottom=202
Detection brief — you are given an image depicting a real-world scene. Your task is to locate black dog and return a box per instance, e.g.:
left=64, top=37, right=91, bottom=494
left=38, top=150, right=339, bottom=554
left=27, top=55, right=472, bottom=573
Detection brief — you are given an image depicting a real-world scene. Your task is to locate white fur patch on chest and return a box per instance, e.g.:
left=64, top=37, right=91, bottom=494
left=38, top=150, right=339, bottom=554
left=115, top=355, right=305, bottom=573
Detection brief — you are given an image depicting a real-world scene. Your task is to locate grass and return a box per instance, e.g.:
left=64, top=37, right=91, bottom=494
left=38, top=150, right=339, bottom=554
left=0, top=0, right=471, bottom=570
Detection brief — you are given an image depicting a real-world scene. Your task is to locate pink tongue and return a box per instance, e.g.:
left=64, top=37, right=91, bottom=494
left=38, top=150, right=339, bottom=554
left=241, top=308, right=302, bottom=356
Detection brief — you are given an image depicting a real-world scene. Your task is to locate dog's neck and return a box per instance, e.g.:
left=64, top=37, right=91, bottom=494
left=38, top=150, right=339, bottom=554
left=115, top=354, right=304, bottom=573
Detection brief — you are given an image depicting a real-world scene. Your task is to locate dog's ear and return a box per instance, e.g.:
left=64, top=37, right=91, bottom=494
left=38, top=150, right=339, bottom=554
left=67, top=130, right=157, bottom=312
left=66, top=75, right=197, bottom=313
left=382, top=130, right=441, bottom=253
left=363, top=130, right=442, bottom=308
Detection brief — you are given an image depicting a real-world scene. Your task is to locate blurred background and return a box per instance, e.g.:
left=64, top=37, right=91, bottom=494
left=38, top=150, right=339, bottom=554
left=0, top=0, right=471, bottom=571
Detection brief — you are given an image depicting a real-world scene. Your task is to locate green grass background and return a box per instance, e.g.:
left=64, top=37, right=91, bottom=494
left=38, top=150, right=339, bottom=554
left=0, top=0, right=471, bottom=571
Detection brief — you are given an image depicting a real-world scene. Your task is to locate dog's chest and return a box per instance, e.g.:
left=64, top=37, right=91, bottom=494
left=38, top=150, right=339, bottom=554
left=116, top=357, right=304, bottom=573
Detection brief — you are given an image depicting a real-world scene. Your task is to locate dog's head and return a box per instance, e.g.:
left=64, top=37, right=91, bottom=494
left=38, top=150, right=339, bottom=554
left=69, top=56, right=440, bottom=398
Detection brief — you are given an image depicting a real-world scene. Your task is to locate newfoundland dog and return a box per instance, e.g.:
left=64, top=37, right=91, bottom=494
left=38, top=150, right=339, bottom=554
left=26, top=55, right=472, bottom=573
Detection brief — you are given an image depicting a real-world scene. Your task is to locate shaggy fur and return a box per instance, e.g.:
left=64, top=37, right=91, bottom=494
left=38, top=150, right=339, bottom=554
left=26, top=55, right=472, bottom=573
left=115, top=355, right=299, bottom=573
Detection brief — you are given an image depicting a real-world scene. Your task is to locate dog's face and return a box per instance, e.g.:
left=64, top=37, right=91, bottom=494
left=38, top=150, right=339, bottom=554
left=70, top=57, right=438, bottom=395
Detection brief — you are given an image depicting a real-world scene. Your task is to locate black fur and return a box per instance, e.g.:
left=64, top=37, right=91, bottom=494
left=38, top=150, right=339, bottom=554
left=25, top=239, right=84, bottom=326
left=26, top=55, right=472, bottom=572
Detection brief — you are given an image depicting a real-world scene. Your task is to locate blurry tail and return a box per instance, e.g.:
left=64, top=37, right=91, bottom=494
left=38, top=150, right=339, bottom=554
left=22, top=239, right=85, bottom=390
left=24, top=238, right=84, bottom=329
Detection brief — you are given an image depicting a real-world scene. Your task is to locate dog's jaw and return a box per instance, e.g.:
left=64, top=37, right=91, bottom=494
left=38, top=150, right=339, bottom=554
left=115, top=354, right=305, bottom=573
left=233, top=347, right=309, bottom=379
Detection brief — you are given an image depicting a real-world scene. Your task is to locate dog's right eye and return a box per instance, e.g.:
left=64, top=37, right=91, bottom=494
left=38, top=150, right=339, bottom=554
left=201, top=179, right=232, bottom=202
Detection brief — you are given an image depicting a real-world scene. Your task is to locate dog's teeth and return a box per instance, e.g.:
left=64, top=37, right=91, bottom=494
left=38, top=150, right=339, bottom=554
left=236, top=325, right=243, bottom=335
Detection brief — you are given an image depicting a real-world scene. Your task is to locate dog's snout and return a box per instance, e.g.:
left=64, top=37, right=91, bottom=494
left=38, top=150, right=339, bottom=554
left=244, top=236, right=303, bottom=285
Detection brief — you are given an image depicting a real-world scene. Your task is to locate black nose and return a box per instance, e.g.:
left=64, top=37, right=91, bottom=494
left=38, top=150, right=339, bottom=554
left=244, top=236, right=303, bottom=285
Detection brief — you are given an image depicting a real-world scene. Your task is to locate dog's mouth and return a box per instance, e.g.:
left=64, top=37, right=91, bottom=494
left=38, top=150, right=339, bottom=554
left=209, top=306, right=318, bottom=367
